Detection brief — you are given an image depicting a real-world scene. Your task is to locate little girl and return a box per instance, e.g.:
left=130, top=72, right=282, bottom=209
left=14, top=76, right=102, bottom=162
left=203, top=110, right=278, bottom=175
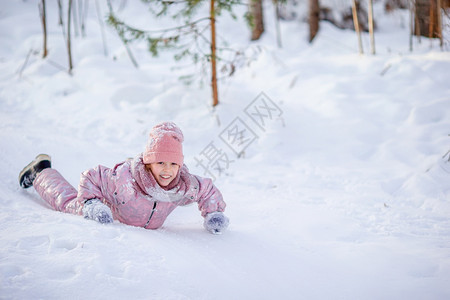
left=18, top=122, right=229, bottom=234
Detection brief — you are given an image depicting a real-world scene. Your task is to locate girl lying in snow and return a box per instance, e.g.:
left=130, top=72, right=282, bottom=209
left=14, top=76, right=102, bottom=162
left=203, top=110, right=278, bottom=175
left=18, top=122, right=229, bottom=234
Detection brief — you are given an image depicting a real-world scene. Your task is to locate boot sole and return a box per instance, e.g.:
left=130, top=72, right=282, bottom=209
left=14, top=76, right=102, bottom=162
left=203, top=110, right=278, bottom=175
left=19, top=154, right=51, bottom=188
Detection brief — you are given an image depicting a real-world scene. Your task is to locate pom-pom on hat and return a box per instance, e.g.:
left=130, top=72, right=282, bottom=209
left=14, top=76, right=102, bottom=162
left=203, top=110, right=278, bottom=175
left=143, top=122, right=184, bottom=166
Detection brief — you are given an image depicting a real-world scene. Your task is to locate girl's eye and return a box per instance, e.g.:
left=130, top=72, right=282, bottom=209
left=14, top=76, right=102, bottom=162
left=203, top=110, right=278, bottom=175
left=171, top=163, right=177, bottom=166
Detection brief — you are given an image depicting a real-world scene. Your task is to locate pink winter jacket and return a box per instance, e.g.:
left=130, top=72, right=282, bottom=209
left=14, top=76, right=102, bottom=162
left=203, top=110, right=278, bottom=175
left=34, top=154, right=226, bottom=229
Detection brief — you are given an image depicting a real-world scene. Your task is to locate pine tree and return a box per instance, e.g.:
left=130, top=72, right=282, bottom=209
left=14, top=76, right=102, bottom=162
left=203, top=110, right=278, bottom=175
left=107, top=0, right=245, bottom=107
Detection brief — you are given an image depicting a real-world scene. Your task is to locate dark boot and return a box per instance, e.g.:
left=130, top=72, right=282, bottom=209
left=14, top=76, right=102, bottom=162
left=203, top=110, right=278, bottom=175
left=18, top=154, right=52, bottom=188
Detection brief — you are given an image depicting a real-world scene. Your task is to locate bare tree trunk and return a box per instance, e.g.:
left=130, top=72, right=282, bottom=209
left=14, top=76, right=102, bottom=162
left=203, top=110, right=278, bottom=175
left=39, top=0, right=48, bottom=58
left=57, top=0, right=65, bottom=29
left=79, top=0, right=88, bottom=37
left=68, top=0, right=74, bottom=73
left=210, top=0, right=219, bottom=107
left=368, top=0, right=375, bottom=54
left=352, top=0, right=364, bottom=54
left=415, top=0, right=441, bottom=38
left=106, top=0, right=139, bottom=68
left=250, top=0, right=264, bottom=41
left=73, top=0, right=80, bottom=37
left=274, top=0, right=282, bottom=48
left=308, top=0, right=320, bottom=42
left=437, top=0, right=443, bottom=48
left=415, top=1, right=422, bottom=43
left=409, top=0, right=414, bottom=51
left=429, top=0, right=435, bottom=41
left=95, top=0, right=108, bottom=56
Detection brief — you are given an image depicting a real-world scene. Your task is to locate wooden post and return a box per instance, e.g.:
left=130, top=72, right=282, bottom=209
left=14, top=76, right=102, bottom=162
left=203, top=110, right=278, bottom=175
left=210, top=0, right=219, bottom=107
left=352, top=0, right=364, bottom=54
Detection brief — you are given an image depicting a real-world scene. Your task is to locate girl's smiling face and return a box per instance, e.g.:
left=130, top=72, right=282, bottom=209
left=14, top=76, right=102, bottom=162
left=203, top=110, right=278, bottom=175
left=146, top=162, right=180, bottom=187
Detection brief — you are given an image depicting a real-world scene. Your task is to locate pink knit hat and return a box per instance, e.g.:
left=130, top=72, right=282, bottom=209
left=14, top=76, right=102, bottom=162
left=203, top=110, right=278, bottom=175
left=143, top=122, right=184, bottom=166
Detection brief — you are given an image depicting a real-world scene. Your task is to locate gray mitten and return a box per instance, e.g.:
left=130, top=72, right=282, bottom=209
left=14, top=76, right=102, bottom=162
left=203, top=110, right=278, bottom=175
left=203, top=212, right=229, bottom=235
left=82, top=199, right=113, bottom=224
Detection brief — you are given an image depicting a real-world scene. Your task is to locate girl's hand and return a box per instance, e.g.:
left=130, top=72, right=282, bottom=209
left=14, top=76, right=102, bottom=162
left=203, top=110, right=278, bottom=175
left=204, top=212, right=229, bottom=235
left=82, top=199, right=113, bottom=224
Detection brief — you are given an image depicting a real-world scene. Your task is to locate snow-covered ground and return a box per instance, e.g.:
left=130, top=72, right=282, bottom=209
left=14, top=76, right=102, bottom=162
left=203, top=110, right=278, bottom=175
left=1, top=0, right=450, bottom=299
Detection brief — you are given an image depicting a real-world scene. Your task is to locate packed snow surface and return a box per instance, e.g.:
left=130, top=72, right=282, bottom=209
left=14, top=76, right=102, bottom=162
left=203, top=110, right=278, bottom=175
left=1, top=1, right=450, bottom=299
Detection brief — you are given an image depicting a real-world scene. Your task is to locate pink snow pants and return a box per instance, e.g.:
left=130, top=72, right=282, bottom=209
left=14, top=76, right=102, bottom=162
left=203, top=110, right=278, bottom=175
left=33, top=168, right=83, bottom=215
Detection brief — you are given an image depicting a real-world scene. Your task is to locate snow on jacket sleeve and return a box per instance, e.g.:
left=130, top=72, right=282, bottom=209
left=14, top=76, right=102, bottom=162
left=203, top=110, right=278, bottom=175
left=189, top=174, right=226, bottom=217
left=77, top=165, right=113, bottom=203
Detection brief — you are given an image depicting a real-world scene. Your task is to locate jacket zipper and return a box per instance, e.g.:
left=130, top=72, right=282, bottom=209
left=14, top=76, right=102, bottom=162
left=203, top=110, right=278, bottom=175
left=144, top=201, right=157, bottom=229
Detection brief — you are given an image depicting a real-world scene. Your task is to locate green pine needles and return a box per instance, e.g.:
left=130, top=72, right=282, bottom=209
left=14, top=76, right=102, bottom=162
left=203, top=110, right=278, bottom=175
left=106, top=0, right=248, bottom=106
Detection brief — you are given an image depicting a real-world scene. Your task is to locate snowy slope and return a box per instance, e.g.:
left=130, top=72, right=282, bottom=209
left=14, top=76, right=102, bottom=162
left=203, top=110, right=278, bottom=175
left=1, top=0, right=450, bottom=299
